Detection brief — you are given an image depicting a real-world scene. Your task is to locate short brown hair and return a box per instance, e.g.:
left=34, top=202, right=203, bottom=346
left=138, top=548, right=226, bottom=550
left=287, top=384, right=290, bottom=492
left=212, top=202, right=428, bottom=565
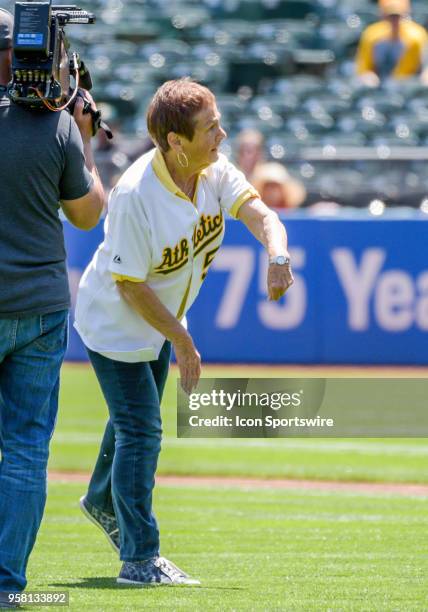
left=147, top=78, right=215, bottom=153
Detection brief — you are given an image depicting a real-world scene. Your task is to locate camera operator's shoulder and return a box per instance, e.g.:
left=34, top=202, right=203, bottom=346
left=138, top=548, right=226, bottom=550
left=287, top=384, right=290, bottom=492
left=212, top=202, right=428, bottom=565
left=9, top=106, right=72, bottom=155
left=31, top=108, right=74, bottom=142
left=43, top=109, right=76, bottom=150
left=61, top=108, right=90, bottom=135
left=8, top=103, right=66, bottom=130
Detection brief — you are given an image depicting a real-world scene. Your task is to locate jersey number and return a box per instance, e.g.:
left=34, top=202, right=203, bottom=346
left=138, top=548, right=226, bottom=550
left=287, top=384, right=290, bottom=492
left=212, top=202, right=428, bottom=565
left=201, top=247, right=220, bottom=280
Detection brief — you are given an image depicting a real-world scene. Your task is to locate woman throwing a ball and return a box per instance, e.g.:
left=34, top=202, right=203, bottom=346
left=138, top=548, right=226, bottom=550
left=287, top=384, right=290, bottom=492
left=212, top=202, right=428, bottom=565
left=74, top=78, right=293, bottom=586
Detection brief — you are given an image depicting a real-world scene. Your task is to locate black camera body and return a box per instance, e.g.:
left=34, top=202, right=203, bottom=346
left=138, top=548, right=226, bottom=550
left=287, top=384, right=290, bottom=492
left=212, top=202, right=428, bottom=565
left=8, top=1, right=95, bottom=109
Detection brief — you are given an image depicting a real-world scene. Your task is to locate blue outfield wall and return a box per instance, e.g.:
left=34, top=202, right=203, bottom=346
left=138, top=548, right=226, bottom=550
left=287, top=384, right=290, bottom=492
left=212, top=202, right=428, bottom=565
left=64, top=215, right=428, bottom=365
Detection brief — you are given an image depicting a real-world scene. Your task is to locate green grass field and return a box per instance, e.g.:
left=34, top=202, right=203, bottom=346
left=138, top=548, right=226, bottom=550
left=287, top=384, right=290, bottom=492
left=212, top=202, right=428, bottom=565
left=51, top=364, right=428, bottom=484
left=22, top=364, right=428, bottom=610
left=30, top=482, right=428, bottom=611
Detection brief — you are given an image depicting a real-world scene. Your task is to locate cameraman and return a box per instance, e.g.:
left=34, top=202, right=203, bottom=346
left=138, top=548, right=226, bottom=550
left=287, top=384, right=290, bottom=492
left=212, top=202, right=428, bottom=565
left=0, top=8, right=104, bottom=602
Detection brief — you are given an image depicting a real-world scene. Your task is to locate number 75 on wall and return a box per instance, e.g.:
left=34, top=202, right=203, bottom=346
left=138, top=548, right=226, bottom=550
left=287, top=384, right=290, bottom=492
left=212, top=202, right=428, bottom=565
left=210, top=247, right=307, bottom=330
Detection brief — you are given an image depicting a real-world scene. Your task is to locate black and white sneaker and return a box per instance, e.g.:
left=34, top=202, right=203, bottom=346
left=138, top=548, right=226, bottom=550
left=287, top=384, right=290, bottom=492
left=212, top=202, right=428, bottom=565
left=117, top=557, right=200, bottom=586
left=79, top=496, right=120, bottom=554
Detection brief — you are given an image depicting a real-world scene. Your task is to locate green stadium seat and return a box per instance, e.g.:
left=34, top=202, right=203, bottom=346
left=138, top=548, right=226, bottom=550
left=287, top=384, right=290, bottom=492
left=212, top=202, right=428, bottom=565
left=169, top=60, right=229, bottom=90
left=208, top=0, right=263, bottom=21
left=302, top=93, right=352, bottom=118
left=354, top=93, right=406, bottom=116
left=114, top=21, right=164, bottom=43
left=255, top=19, right=318, bottom=47
left=274, top=75, right=325, bottom=97
left=370, top=134, right=420, bottom=147
left=216, top=93, right=249, bottom=113
left=139, top=40, right=192, bottom=65
left=251, top=94, right=300, bottom=118
left=260, top=0, right=320, bottom=20
left=226, top=44, right=294, bottom=92
left=265, top=135, right=305, bottom=159
left=87, top=42, right=138, bottom=63
left=195, top=19, right=258, bottom=45
left=321, top=132, right=367, bottom=146
left=337, top=0, right=378, bottom=22
left=336, top=109, right=387, bottom=135
left=286, top=115, right=335, bottom=136
left=291, top=49, right=335, bottom=75
left=236, top=114, right=285, bottom=135
left=318, top=21, right=361, bottom=57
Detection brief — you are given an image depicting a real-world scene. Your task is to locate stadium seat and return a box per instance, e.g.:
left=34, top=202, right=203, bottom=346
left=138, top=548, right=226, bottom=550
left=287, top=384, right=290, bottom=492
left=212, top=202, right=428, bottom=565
left=320, top=132, right=367, bottom=147
left=265, top=135, right=307, bottom=159
left=291, top=49, right=335, bottom=75
left=273, top=75, right=325, bottom=97
left=206, top=0, right=263, bottom=21
left=226, top=43, right=294, bottom=92
left=251, top=94, right=301, bottom=118
left=285, top=116, right=335, bottom=147
left=337, top=1, right=378, bottom=23
left=114, top=21, right=164, bottom=43
left=411, top=6, right=428, bottom=28
left=336, top=109, right=387, bottom=136
left=138, top=40, right=192, bottom=67
left=318, top=20, right=361, bottom=57
left=87, top=41, right=138, bottom=63
left=161, top=4, right=210, bottom=30
left=113, top=61, right=168, bottom=86
left=94, top=82, right=151, bottom=117
left=326, top=78, right=355, bottom=101
left=301, top=93, right=351, bottom=118
left=308, top=168, right=366, bottom=201
left=260, top=0, right=320, bottom=20
left=235, top=113, right=284, bottom=136
left=370, top=134, right=420, bottom=147
left=353, top=91, right=405, bottom=116
left=388, top=115, right=428, bottom=143
left=195, top=19, right=258, bottom=46
left=215, top=93, right=250, bottom=124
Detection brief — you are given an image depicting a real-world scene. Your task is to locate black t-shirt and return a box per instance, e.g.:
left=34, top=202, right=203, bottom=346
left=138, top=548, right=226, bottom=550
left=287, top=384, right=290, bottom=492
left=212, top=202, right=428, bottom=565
left=0, top=89, right=93, bottom=317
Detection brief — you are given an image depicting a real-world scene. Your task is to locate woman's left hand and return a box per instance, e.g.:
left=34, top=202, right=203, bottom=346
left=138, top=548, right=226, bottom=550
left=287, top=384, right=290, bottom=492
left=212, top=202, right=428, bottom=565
left=267, top=263, right=294, bottom=301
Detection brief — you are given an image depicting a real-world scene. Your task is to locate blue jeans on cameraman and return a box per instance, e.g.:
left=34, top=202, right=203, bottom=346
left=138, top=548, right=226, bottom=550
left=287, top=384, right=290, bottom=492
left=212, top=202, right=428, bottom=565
left=86, top=342, right=171, bottom=562
left=0, top=310, right=68, bottom=593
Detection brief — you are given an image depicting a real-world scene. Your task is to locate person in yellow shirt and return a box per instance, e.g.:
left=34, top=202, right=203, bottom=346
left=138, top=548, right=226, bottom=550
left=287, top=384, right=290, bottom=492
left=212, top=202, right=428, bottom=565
left=356, top=0, right=428, bottom=85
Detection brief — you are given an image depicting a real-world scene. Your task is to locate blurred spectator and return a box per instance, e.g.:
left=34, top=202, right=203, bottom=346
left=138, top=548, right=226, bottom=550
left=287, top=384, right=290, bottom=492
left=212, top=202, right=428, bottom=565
left=252, top=163, right=307, bottom=211
left=356, top=0, right=428, bottom=86
left=235, top=129, right=265, bottom=180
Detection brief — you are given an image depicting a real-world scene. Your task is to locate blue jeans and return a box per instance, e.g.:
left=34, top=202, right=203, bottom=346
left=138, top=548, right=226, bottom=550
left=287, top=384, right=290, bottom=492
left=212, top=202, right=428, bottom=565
left=86, top=342, right=171, bottom=562
left=0, top=310, right=68, bottom=592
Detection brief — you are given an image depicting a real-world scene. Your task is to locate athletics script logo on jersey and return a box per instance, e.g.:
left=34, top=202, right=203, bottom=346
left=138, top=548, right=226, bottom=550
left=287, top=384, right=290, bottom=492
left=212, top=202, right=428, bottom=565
left=154, top=212, right=224, bottom=276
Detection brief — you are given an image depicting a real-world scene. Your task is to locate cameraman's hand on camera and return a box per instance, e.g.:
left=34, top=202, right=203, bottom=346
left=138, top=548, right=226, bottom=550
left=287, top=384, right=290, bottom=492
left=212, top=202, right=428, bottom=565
left=74, top=91, right=96, bottom=144
left=61, top=89, right=105, bottom=228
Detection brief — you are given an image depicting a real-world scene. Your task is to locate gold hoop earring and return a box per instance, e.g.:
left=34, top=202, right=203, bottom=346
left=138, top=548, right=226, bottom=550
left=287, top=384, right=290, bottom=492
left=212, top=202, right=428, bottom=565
left=177, top=152, right=189, bottom=168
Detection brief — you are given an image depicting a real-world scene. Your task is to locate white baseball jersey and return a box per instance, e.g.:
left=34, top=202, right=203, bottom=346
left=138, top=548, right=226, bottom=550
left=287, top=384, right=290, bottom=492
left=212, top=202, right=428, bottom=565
left=74, top=148, right=258, bottom=362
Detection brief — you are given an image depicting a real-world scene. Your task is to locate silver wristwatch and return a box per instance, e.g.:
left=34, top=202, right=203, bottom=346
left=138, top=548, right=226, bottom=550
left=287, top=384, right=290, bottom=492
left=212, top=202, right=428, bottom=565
left=269, top=255, right=291, bottom=265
